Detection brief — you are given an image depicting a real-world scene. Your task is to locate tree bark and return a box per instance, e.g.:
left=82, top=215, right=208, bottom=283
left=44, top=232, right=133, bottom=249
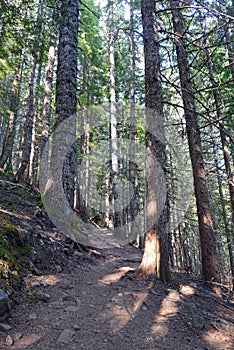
left=170, top=0, right=221, bottom=295
left=53, top=0, right=79, bottom=208
left=138, top=0, right=170, bottom=282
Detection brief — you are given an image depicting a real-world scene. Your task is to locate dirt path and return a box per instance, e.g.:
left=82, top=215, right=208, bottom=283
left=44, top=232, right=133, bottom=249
left=0, top=178, right=234, bottom=350
left=0, top=245, right=233, bottom=350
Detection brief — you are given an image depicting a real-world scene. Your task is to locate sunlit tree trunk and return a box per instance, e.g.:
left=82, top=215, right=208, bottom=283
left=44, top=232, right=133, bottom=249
left=170, top=0, right=221, bottom=295
left=138, top=0, right=170, bottom=282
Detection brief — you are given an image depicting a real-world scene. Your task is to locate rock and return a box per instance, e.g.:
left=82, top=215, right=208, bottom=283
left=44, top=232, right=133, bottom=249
left=31, top=281, right=42, bottom=288
left=21, top=220, right=33, bottom=230
left=30, top=249, right=41, bottom=263
left=57, top=329, right=75, bottom=344
left=0, top=289, right=11, bottom=320
left=29, top=313, right=38, bottom=320
left=14, top=333, right=23, bottom=340
left=35, top=292, right=51, bottom=302
left=65, top=306, right=79, bottom=313
left=0, top=323, right=12, bottom=331
left=73, top=324, right=81, bottom=330
left=141, top=304, right=148, bottom=311
left=55, top=265, right=62, bottom=273
left=6, top=335, right=14, bottom=346
left=58, top=279, right=73, bottom=289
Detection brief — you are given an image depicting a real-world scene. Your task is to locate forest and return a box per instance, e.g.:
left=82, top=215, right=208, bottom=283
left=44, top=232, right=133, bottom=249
left=0, top=1, right=234, bottom=347
left=0, top=0, right=234, bottom=350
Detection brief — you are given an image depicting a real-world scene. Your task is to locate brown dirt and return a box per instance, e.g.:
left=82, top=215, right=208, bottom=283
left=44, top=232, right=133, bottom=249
left=0, top=177, right=234, bottom=350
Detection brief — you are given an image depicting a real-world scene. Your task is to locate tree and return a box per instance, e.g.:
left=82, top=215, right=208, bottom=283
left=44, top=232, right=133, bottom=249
left=52, top=0, right=79, bottom=208
left=170, top=0, right=221, bottom=295
left=138, top=0, right=170, bottom=282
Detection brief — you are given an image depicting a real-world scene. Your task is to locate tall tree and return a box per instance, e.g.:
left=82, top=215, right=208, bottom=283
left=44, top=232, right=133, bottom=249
left=170, top=0, right=221, bottom=295
left=138, top=0, right=170, bottom=282
left=15, top=0, right=44, bottom=181
left=53, top=0, right=79, bottom=208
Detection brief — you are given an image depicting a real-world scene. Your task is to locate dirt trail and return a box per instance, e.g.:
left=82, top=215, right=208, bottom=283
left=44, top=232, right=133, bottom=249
left=0, top=245, right=233, bottom=350
left=0, top=178, right=234, bottom=350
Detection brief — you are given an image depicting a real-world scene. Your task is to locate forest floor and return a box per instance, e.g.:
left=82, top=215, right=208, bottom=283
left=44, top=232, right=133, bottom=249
left=0, top=174, right=234, bottom=350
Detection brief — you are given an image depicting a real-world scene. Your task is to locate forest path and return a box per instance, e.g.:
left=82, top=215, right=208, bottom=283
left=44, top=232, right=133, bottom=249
left=0, top=178, right=233, bottom=350
left=1, top=244, right=234, bottom=350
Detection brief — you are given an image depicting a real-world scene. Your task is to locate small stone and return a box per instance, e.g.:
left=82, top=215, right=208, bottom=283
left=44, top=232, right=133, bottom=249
left=58, top=279, right=73, bottom=289
left=73, top=324, right=80, bottom=330
left=21, top=220, right=33, bottom=230
left=57, top=329, right=75, bottom=344
left=55, top=265, right=62, bottom=273
left=142, top=305, right=148, bottom=311
left=31, top=281, right=42, bottom=288
left=35, top=292, right=51, bottom=302
left=6, top=335, right=14, bottom=346
left=65, top=306, right=79, bottom=313
left=14, top=333, right=23, bottom=340
left=29, top=313, right=37, bottom=320
left=0, top=323, right=12, bottom=331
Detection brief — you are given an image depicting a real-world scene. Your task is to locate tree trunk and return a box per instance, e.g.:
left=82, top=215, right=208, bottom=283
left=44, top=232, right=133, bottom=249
left=15, top=0, right=43, bottom=181
left=40, top=3, right=58, bottom=179
left=204, top=39, right=234, bottom=277
left=53, top=0, right=79, bottom=208
left=108, top=0, right=121, bottom=230
left=138, top=0, right=170, bottom=282
left=170, top=0, right=221, bottom=296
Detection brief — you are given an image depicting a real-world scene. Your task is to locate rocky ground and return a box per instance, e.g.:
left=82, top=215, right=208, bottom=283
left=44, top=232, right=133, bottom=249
left=0, top=175, right=234, bottom=350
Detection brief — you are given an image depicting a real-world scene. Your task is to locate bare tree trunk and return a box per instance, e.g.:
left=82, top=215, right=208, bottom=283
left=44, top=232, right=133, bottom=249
left=129, top=0, right=140, bottom=241
left=108, top=0, right=121, bottom=230
left=0, top=58, right=23, bottom=169
left=40, top=3, right=58, bottom=179
left=170, top=0, right=221, bottom=296
left=138, top=0, right=170, bottom=282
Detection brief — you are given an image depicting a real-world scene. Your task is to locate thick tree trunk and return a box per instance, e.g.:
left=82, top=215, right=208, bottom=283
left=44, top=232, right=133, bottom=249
left=138, top=0, right=170, bottom=282
left=170, top=0, right=221, bottom=295
left=52, top=0, right=79, bottom=208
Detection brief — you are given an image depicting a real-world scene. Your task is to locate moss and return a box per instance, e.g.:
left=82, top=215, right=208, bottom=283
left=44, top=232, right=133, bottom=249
left=0, top=214, right=31, bottom=290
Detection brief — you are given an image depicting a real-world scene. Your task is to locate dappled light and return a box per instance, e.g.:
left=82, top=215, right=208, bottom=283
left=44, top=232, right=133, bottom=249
left=98, top=266, right=135, bottom=285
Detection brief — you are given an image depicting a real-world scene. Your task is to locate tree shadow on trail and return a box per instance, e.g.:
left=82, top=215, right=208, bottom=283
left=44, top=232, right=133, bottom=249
left=96, top=259, right=234, bottom=350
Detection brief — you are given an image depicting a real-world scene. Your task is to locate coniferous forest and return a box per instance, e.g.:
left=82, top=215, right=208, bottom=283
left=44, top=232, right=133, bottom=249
left=0, top=1, right=234, bottom=349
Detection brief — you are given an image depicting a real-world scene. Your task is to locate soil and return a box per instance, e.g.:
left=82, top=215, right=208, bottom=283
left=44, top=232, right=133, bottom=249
left=0, top=176, right=234, bottom=350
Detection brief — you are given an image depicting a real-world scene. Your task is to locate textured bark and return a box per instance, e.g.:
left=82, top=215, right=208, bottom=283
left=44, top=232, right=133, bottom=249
left=53, top=0, right=79, bottom=208
left=170, top=0, right=221, bottom=295
left=15, top=1, right=43, bottom=181
left=138, top=0, right=170, bottom=282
